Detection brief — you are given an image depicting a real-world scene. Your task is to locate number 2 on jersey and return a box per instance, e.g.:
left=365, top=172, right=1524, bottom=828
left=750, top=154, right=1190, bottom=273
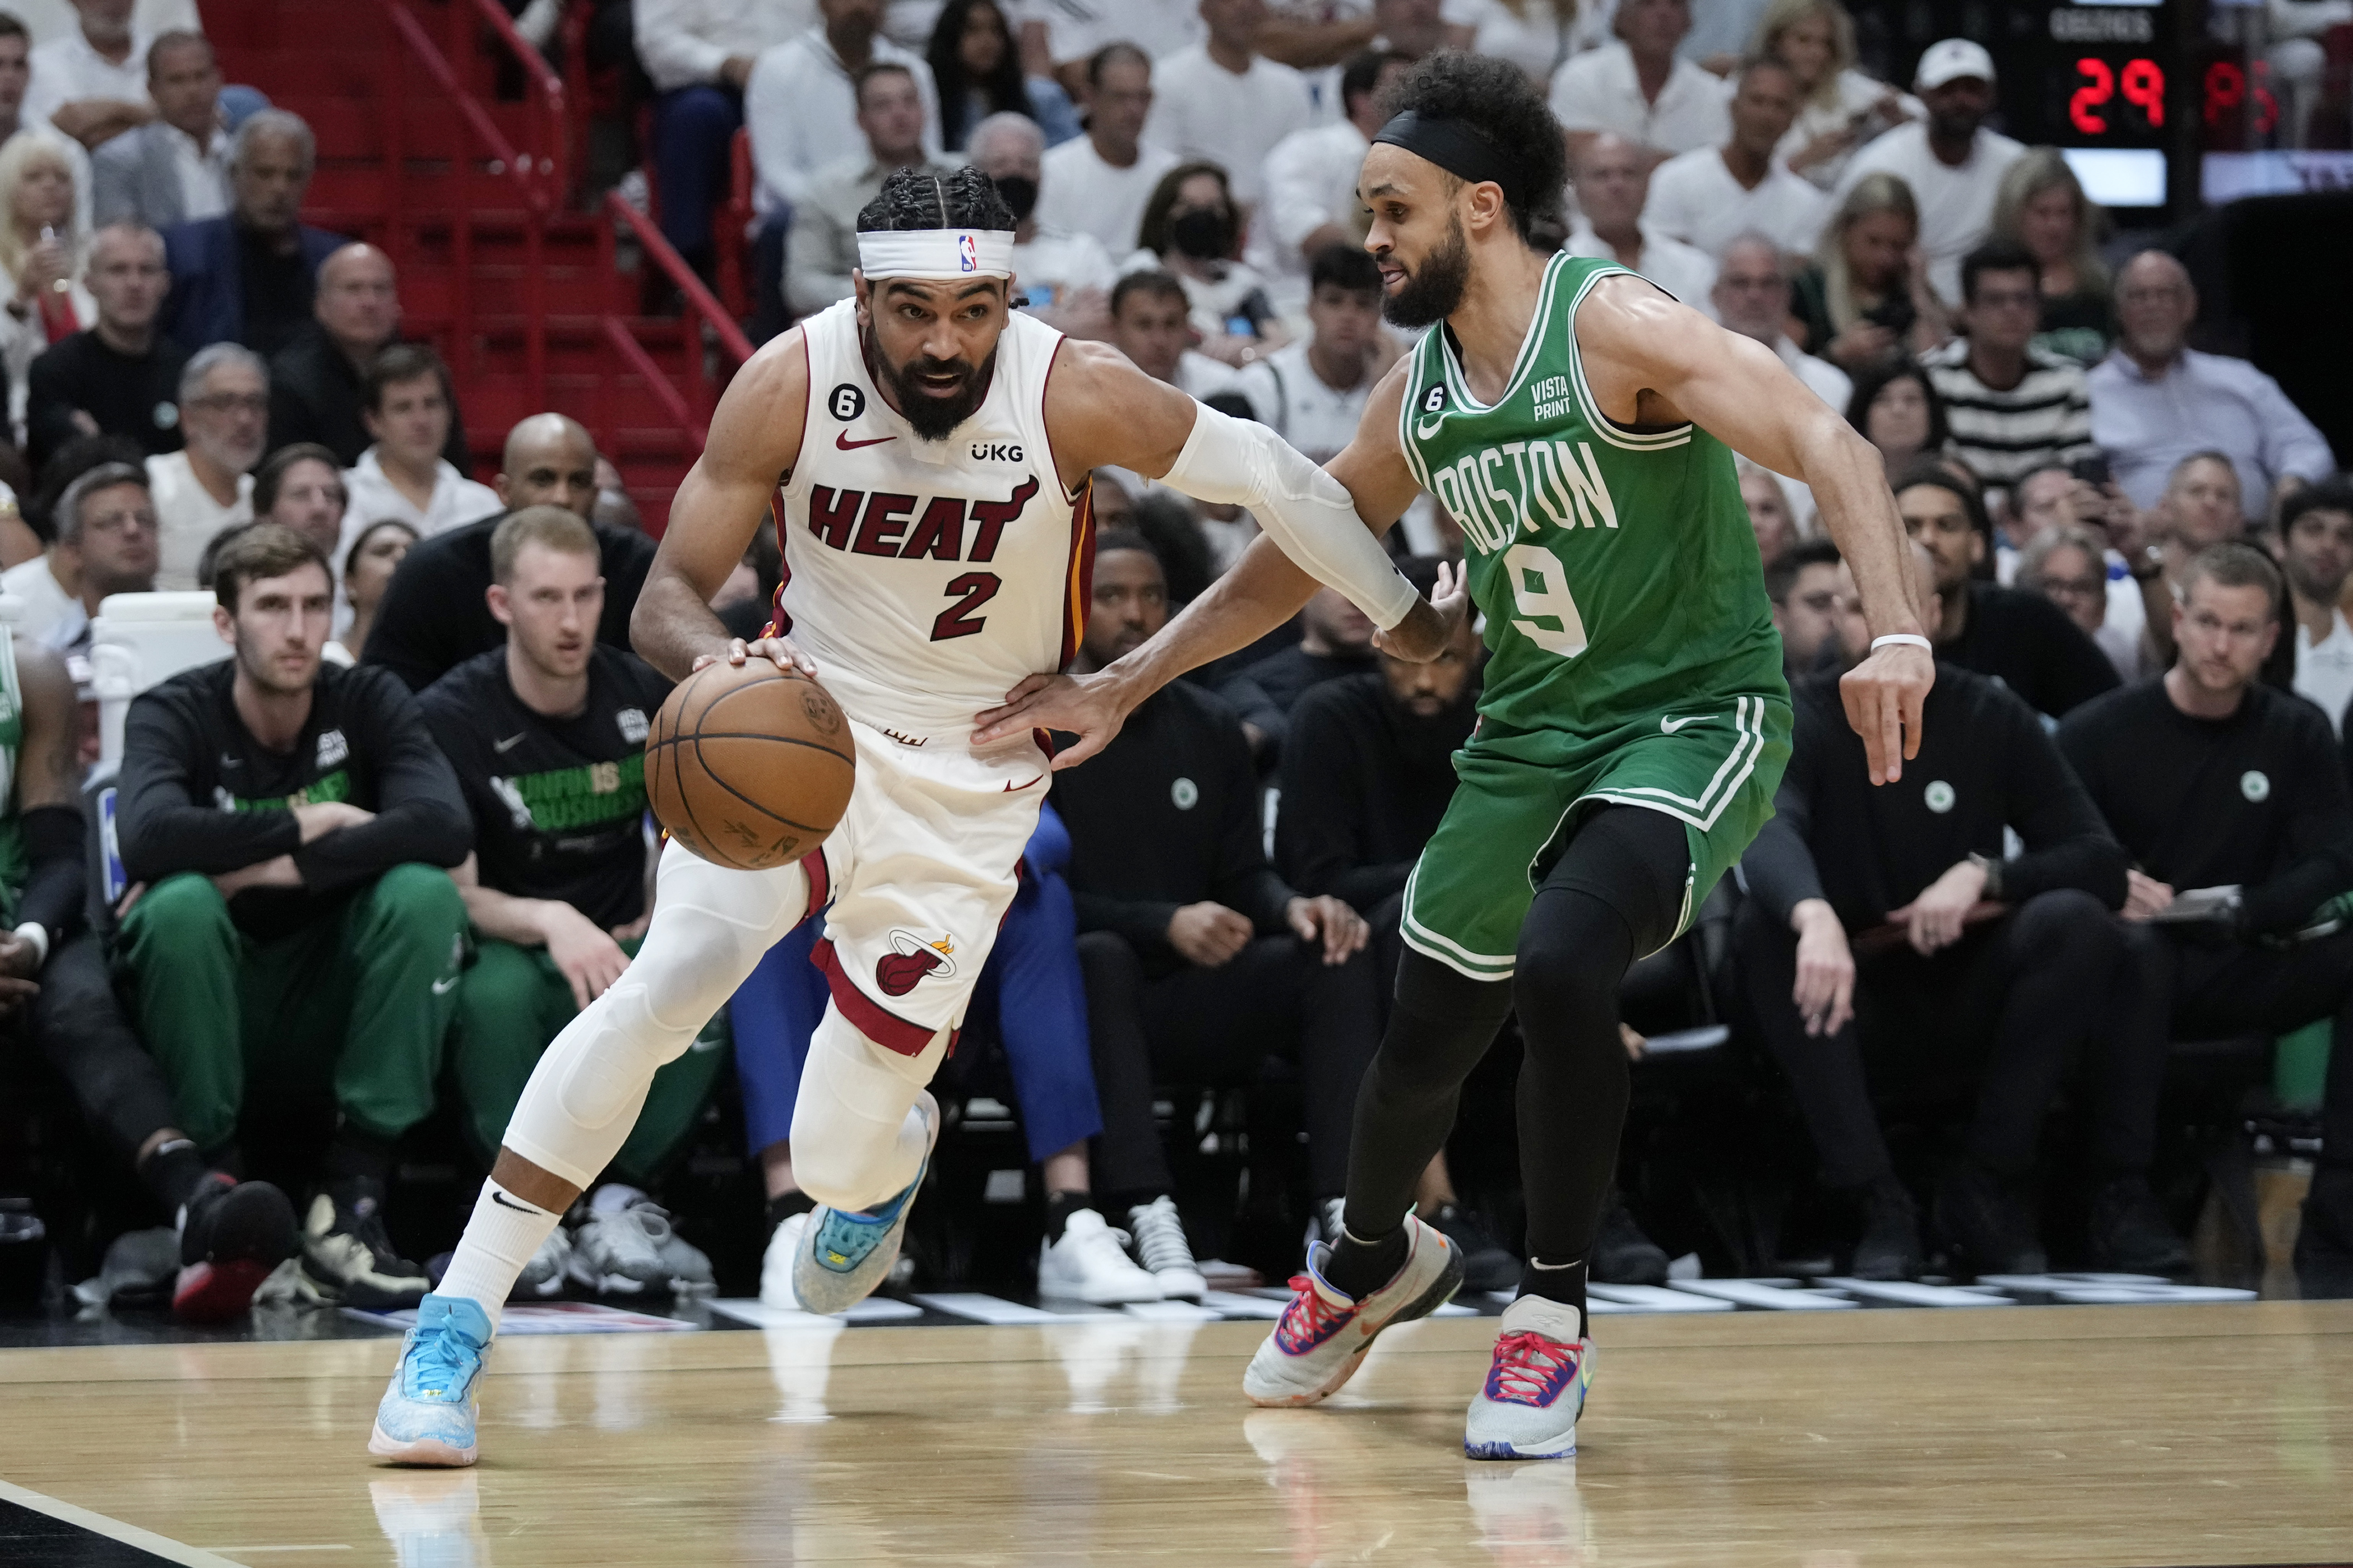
left=1505, top=543, right=1588, bottom=657
left=931, top=572, right=1001, bottom=641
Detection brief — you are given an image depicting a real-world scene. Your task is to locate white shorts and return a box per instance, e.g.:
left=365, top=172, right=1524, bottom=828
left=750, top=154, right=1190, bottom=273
left=801, top=718, right=1051, bottom=1055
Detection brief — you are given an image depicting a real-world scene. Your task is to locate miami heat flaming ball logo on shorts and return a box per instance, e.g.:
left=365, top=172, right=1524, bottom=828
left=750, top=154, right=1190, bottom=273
left=876, top=931, right=959, bottom=997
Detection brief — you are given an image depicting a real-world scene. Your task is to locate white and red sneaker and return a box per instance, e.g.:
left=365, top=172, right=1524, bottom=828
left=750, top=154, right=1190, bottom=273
left=1464, top=1295, right=1594, bottom=1460
left=1242, top=1214, right=1463, bottom=1407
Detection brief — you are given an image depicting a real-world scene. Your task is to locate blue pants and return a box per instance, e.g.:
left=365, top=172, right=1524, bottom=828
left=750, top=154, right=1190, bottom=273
left=651, top=83, right=741, bottom=265
left=732, top=872, right=1103, bottom=1167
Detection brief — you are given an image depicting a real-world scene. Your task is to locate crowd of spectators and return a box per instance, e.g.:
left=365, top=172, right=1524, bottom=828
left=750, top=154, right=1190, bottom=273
left=1, top=0, right=2351, bottom=1325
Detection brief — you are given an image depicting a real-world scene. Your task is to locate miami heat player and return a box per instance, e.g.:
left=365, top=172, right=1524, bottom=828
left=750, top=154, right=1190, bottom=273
left=369, top=166, right=1461, bottom=1466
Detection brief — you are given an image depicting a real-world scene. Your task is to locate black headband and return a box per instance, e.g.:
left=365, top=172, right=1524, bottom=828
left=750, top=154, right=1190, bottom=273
left=1369, top=110, right=1526, bottom=209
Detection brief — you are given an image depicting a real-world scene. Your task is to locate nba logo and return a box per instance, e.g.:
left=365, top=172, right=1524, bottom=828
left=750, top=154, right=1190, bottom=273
left=958, top=234, right=977, bottom=273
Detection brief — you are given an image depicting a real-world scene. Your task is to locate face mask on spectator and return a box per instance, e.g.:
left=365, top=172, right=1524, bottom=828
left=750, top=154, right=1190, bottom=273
left=992, top=174, right=1039, bottom=224
left=1169, top=206, right=1235, bottom=261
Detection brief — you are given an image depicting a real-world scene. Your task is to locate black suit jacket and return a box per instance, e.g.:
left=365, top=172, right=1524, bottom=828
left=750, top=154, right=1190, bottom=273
left=267, top=322, right=471, bottom=469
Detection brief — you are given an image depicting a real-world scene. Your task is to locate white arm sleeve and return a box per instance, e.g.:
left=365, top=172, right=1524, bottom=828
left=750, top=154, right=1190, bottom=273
left=1157, top=400, right=1422, bottom=630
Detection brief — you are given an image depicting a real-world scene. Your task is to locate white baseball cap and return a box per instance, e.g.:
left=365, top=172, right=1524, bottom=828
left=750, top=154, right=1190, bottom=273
left=1915, top=38, right=1996, bottom=90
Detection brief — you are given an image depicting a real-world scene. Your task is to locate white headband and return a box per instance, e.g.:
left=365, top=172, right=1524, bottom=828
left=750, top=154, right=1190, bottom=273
left=857, top=228, right=1016, bottom=280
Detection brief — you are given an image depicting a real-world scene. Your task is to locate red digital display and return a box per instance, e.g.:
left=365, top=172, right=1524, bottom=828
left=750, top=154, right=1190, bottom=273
left=2202, top=59, right=2279, bottom=137
left=2070, top=55, right=2166, bottom=135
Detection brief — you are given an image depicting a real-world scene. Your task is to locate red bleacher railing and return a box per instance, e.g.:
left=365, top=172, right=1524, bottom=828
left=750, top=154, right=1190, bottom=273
left=598, top=189, right=755, bottom=452
left=380, top=0, right=569, bottom=419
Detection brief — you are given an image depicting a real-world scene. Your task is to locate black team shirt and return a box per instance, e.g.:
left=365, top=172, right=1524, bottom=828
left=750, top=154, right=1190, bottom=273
left=420, top=646, right=672, bottom=929
left=1051, top=681, right=1296, bottom=975
left=1744, top=663, right=2127, bottom=932
left=117, top=660, right=472, bottom=940
left=363, top=514, right=659, bottom=692
left=1942, top=581, right=2119, bottom=719
left=1276, top=671, right=1475, bottom=911
left=24, top=330, right=189, bottom=470
left=2058, top=678, right=2353, bottom=934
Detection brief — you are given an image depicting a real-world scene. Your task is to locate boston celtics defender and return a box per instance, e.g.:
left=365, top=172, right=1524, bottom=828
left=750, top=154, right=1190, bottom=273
left=975, top=53, right=1932, bottom=1459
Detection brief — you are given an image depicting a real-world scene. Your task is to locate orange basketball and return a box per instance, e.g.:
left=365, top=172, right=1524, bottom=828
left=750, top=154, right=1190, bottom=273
left=645, top=660, right=857, bottom=871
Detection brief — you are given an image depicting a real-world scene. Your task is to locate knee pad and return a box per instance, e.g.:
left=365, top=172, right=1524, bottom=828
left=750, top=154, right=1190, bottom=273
left=790, top=1009, right=941, bottom=1211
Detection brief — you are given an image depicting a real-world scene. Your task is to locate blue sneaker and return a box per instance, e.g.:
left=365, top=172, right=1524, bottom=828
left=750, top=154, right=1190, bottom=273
left=792, top=1093, right=940, bottom=1315
left=368, top=1294, right=493, bottom=1466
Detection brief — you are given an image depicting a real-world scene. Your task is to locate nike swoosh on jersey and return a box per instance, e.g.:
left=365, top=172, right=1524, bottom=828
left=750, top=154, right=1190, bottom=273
left=493, top=733, right=527, bottom=753
left=432, top=975, right=461, bottom=995
left=1415, top=417, right=1444, bottom=440
left=1659, top=713, right=1720, bottom=734
left=836, top=431, right=897, bottom=450
left=1003, top=773, right=1046, bottom=792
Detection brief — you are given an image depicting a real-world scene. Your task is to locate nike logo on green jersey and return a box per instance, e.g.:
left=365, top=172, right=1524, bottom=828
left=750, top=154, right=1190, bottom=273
left=1660, top=713, right=1720, bottom=734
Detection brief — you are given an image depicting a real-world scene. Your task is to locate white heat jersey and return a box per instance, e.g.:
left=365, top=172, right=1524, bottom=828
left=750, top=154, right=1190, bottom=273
left=771, top=300, right=1093, bottom=744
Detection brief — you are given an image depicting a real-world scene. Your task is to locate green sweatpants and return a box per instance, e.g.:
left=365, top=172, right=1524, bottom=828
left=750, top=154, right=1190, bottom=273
left=451, top=937, right=730, bottom=1187
left=114, top=865, right=470, bottom=1154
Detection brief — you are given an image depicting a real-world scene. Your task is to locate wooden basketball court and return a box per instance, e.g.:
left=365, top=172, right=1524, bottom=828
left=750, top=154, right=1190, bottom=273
left=1, top=1302, right=2349, bottom=1566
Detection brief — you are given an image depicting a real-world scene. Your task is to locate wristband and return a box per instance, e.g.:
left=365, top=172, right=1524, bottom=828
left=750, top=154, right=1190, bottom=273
left=1870, top=634, right=1932, bottom=653
left=11, top=922, right=47, bottom=967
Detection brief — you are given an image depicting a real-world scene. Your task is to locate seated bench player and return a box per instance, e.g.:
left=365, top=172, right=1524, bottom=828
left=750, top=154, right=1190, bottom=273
left=419, top=508, right=728, bottom=1303
left=113, top=523, right=472, bottom=1309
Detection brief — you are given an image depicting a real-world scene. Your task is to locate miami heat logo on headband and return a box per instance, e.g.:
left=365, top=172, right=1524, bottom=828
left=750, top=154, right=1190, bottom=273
left=858, top=229, right=1014, bottom=280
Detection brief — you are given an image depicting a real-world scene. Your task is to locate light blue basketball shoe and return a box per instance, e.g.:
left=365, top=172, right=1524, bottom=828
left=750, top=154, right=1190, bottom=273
left=369, top=1294, right=493, bottom=1466
left=792, top=1093, right=940, bottom=1315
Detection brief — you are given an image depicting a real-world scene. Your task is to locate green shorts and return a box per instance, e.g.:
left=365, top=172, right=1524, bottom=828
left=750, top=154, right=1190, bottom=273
left=1400, top=692, right=1792, bottom=980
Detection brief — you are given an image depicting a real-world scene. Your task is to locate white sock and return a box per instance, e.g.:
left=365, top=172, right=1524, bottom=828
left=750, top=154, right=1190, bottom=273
left=436, top=1179, right=564, bottom=1334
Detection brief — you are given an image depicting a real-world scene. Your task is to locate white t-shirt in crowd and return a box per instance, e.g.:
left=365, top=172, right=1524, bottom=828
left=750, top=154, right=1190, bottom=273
left=1037, top=135, right=1180, bottom=259
left=0, top=552, right=76, bottom=642
left=744, top=28, right=939, bottom=215
left=1548, top=41, right=1730, bottom=157
left=1034, top=0, right=1203, bottom=66
left=339, top=449, right=500, bottom=558
left=630, top=0, right=816, bottom=94
left=23, top=26, right=151, bottom=125
left=9, top=0, right=195, bottom=47
left=1643, top=146, right=1829, bottom=259
left=1831, top=122, right=2024, bottom=305
left=1011, top=226, right=1116, bottom=314
left=1453, top=0, right=1612, bottom=85
left=1565, top=218, right=1718, bottom=321
left=1142, top=46, right=1314, bottom=206
left=2296, top=610, right=2353, bottom=738
left=1774, top=335, right=1851, bottom=414
left=1777, top=69, right=1920, bottom=190
left=1233, top=338, right=1373, bottom=465
left=1253, top=119, right=1367, bottom=291
left=163, top=122, right=231, bottom=224
left=144, top=449, right=253, bottom=591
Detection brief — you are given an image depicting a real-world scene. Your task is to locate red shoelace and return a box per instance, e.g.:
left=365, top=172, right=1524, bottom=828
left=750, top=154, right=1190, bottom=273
left=1276, top=1273, right=1354, bottom=1353
left=1485, top=1330, right=1577, bottom=1406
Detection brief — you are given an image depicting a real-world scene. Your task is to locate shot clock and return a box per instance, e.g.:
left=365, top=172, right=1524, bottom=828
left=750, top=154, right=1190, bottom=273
left=2008, top=1, right=2183, bottom=215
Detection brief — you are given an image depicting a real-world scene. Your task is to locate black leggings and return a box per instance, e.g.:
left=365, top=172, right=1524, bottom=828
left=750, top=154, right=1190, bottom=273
left=1342, top=805, right=1689, bottom=1265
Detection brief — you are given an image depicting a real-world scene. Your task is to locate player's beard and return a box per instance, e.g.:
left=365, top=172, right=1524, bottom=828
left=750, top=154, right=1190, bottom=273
left=1382, top=215, right=1472, bottom=329
left=864, top=321, right=998, bottom=442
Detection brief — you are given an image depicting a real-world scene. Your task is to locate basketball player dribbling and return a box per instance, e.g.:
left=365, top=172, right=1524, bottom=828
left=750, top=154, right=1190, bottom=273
left=976, top=53, right=1935, bottom=1459
left=370, top=166, right=1460, bottom=1466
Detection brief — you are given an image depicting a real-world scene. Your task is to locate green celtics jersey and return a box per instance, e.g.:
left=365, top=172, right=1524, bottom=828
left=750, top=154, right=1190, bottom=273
left=1396, top=252, right=1786, bottom=738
